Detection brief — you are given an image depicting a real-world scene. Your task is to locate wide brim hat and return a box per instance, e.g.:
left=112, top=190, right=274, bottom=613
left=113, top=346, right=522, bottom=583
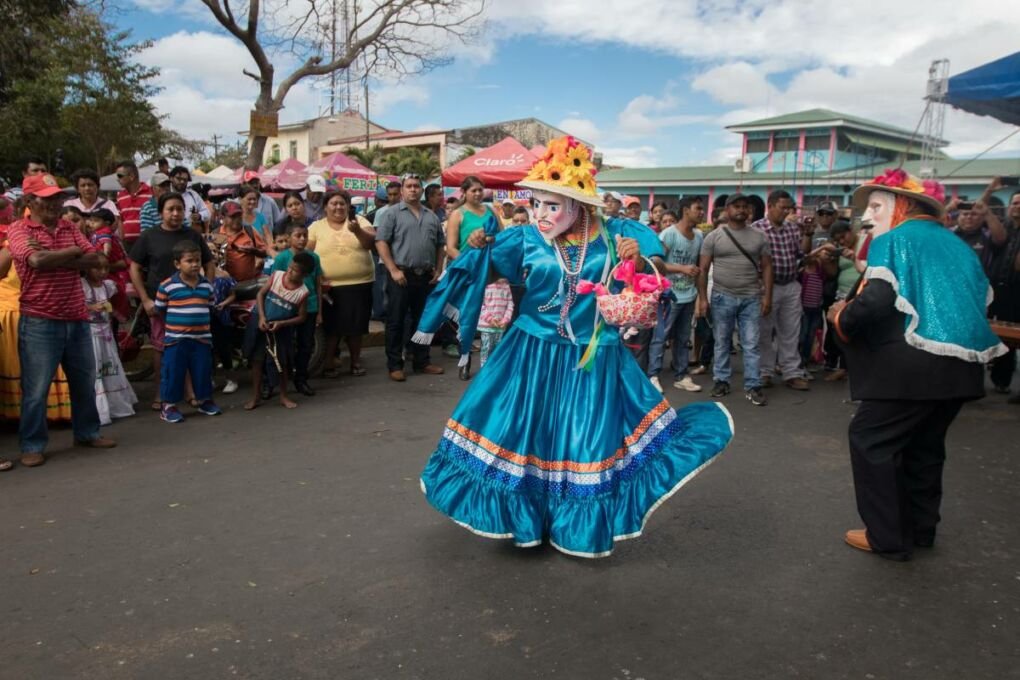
left=852, top=168, right=946, bottom=219
left=518, top=136, right=604, bottom=207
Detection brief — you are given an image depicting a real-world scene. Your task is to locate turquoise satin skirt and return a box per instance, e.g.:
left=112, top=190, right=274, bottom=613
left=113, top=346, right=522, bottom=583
left=421, top=326, right=734, bottom=558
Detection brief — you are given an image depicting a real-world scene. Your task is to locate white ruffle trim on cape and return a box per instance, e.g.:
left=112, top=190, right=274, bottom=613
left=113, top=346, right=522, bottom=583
left=865, top=265, right=1007, bottom=363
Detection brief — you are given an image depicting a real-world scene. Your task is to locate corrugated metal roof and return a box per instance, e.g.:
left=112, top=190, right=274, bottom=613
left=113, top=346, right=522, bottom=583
left=726, top=108, right=920, bottom=138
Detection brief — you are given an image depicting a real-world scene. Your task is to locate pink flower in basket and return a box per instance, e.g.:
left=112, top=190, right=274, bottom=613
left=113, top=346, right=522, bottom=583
left=577, top=259, right=668, bottom=330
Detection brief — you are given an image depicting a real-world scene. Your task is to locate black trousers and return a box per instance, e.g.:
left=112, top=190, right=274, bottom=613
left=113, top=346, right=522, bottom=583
left=385, top=270, right=433, bottom=371
left=848, top=399, right=964, bottom=557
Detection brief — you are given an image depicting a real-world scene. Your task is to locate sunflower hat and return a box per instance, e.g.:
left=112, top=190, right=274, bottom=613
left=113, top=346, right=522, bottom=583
left=518, top=136, right=603, bottom=206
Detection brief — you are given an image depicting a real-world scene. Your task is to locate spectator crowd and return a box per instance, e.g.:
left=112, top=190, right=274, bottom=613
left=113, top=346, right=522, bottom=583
left=0, top=154, right=1017, bottom=472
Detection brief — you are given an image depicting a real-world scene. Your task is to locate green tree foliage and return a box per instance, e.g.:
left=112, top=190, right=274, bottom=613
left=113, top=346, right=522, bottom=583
left=197, top=143, right=249, bottom=173
left=379, top=147, right=441, bottom=180
left=343, top=145, right=388, bottom=171
left=0, top=6, right=195, bottom=181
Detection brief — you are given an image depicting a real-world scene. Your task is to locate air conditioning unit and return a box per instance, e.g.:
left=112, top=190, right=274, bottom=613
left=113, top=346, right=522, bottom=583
left=733, top=157, right=752, bottom=173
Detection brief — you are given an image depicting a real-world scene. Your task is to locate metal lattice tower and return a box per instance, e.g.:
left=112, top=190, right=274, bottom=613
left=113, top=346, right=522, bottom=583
left=316, top=0, right=362, bottom=116
left=919, top=59, right=950, bottom=178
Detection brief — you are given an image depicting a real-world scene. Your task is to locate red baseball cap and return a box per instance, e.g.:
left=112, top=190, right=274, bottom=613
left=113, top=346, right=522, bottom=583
left=242, top=170, right=261, bottom=183
left=220, top=201, right=242, bottom=216
left=22, top=174, right=64, bottom=198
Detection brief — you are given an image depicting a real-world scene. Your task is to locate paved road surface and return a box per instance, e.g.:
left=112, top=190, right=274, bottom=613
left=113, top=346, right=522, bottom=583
left=1, top=349, right=1017, bottom=679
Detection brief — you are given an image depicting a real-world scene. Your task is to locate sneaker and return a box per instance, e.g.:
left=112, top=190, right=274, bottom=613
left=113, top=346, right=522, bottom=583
left=442, top=344, right=460, bottom=358
left=689, top=365, right=707, bottom=376
left=222, top=379, right=239, bottom=394
left=160, top=404, right=184, bottom=423
left=746, top=388, right=767, bottom=406
left=649, top=376, right=663, bottom=393
left=673, top=376, right=702, bottom=392
left=710, top=381, right=730, bottom=398
left=197, top=400, right=222, bottom=416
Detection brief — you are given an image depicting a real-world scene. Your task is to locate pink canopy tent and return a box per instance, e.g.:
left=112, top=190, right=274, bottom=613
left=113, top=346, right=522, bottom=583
left=442, top=137, right=538, bottom=189
left=259, top=158, right=308, bottom=191
left=306, top=151, right=394, bottom=197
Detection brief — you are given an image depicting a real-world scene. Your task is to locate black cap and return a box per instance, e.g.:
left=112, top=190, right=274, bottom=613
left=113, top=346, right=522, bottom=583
left=816, top=201, right=838, bottom=214
left=88, top=208, right=116, bottom=224
left=725, top=193, right=750, bottom=207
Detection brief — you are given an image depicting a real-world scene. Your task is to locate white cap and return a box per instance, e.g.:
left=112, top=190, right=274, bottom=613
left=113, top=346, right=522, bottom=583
left=603, top=191, right=624, bottom=202
left=306, top=175, right=327, bottom=193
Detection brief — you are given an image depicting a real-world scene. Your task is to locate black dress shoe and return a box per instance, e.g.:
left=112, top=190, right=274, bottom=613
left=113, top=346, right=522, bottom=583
left=459, top=357, right=472, bottom=381
left=295, top=381, right=315, bottom=396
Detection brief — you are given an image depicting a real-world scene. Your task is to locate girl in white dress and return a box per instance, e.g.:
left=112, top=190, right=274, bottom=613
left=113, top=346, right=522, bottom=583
left=83, top=263, right=138, bottom=425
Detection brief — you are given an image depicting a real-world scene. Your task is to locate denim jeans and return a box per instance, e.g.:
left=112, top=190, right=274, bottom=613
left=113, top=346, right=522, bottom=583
left=647, top=299, right=696, bottom=378
left=799, top=306, right=824, bottom=364
left=710, top=291, right=762, bottom=390
left=18, top=316, right=101, bottom=453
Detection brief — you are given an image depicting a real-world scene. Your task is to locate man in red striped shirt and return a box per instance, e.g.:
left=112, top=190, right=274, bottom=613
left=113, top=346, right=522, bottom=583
left=115, top=160, right=152, bottom=243
left=7, top=174, right=116, bottom=468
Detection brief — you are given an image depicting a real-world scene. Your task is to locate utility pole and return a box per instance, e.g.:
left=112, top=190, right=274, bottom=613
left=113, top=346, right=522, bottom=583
left=329, top=0, right=338, bottom=115
left=211, top=134, right=221, bottom=160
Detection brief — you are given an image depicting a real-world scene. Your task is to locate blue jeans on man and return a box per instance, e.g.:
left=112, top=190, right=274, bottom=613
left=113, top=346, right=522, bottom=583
left=710, top=291, right=762, bottom=390
left=18, top=316, right=102, bottom=454
left=647, top=298, right=696, bottom=379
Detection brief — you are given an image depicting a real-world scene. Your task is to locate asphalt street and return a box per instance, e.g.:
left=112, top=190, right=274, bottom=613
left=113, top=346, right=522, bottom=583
left=1, top=348, right=1017, bottom=680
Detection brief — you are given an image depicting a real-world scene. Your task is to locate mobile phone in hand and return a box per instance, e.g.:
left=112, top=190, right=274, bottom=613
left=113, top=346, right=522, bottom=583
left=1001, top=176, right=1020, bottom=187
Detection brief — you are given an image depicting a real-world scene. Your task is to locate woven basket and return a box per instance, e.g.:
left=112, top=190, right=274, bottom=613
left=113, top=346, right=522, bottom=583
left=596, top=257, right=663, bottom=329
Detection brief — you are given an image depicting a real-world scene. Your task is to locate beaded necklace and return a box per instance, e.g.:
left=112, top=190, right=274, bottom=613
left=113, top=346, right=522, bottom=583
left=537, top=209, right=592, bottom=341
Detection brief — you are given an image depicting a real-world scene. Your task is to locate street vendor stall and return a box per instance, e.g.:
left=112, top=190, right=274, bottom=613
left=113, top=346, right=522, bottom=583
left=441, top=136, right=538, bottom=189
left=306, top=151, right=395, bottom=197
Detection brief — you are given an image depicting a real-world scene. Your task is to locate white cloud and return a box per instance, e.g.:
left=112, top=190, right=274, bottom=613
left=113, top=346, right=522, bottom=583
left=557, top=117, right=602, bottom=144
left=601, top=146, right=659, bottom=168
left=615, top=90, right=708, bottom=138
left=371, top=82, right=430, bottom=116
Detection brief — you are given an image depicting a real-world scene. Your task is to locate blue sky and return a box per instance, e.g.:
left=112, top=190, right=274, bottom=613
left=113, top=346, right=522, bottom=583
left=118, top=1, right=1020, bottom=167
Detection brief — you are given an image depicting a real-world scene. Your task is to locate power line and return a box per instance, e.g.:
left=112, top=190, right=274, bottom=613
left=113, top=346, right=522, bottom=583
left=940, top=127, right=1020, bottom=179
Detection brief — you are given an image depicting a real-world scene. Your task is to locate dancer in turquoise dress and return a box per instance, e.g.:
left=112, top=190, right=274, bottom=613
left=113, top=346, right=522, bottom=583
left=413, top=137, right=733, bottom=557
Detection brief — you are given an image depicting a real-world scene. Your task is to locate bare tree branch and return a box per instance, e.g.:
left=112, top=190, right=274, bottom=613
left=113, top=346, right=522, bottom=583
left=197, top=0, right=486, bottom=167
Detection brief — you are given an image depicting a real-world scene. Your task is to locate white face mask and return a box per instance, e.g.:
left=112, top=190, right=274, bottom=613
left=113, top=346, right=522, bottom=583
left=532, top=190, right=580, bottom=240
left=862, top=190, right=896, bottom=237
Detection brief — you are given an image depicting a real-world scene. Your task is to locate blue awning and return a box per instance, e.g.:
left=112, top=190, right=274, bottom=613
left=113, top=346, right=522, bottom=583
left=946, top=52, right=1020, bottom=126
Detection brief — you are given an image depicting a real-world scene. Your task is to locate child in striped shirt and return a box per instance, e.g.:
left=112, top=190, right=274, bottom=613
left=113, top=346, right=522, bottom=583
left=799, top=256, right=826, bottom=367
left=154, top=240, right=222, bottom=423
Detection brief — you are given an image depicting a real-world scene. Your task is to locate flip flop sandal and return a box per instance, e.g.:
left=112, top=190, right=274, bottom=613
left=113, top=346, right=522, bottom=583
left=350, top=364, right=366, bottom=377
left=0, top=458, right=13, bottom=472
left=151, top=401, right=162, bottom=412
left=322, top=367, right=341, bottom=379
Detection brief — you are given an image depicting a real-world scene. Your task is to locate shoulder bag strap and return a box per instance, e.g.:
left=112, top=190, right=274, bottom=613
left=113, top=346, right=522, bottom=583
left=721, top=226, right=761, bottom=275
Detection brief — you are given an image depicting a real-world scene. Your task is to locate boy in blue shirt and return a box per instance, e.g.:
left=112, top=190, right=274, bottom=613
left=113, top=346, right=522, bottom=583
left=271, top=223, right=323, bottom=396
left=154, top=241, right=222, bottom=423
left=648, top=199, right=705, bottom=393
